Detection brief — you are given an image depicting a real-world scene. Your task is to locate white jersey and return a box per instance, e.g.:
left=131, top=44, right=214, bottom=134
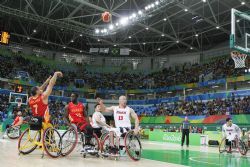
left=113, top=106, right=132, bottom=128
left=92, top=111, right=106, bottom=128
left=222, top=123, right=241, bottom=141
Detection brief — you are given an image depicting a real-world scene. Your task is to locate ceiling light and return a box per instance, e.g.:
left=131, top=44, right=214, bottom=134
left=80, top=34, right=83, bottom=37
left=103, top=28, right=107, bottom=33
left=120, top=17, right=128, bottom=25
left=63, top=46, right=66, bottom=49
left=157, top=48, right=161, bottom=50
left=115, top=22, right=119, bottom=26
left=80, top=50, right=83, bottom=53
left=146, top=27, right=149, bottom=30
left=184, top=8, right=188, bottom=12
left=109, top=24, right=114, bottom=30
left=190, top=47, right=193, bottom=50
left=195, top=34, right=199, bottom=37
left=129, top=36, right=131, bottom=39
left=145, top=6, right=148, bottom=10
left=237, top=19, right=240, bottom=23
left=176, top=40, right=179, bottom=43
left=161, top=34, right=165, bottom=37
left=95, top=29, right=100, bottom=33
left=27, top=37, right=30, bottom=40
left=132, top=13, right=136, bottom=18
left=151, top=4, right=155, bottom=8
left=216, top=26, right=220, bottom=29
left=97, top=39, right=100, bottom=42
left=202, top=0, right=206, bottom=2
left=114, top=44, right=117, bottom=47
left=155, top=1, right=159, bottom=5
left=163, top=18, right=167, bottom=21
left=33, top=29, right=37, bottom=33
left=70, top=40, right=74, bottom=43
left=241, top=1, right=245, bottom=5
left=138, top=10, right=143, bottom=15
left=143, top=42, right=146, bottom=45
left=45, top=41, right=49, bottom=44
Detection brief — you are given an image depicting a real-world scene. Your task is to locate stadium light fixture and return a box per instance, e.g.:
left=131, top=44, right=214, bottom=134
left=79, top=34, right=83, bottom=37
left=70, top=40, right=74, bottom=43
left=95, top=29, right=100, bottom=34
left=97, top=39, right=100, bottom=42
left=216, top=26, right=220, bottom=29
left=143, top=42, right=146, bottom=45
left=241, top=1, right=245, bottom=5
left=109, top=24, right=114, bottom=30
left=184, top=8, right=188, bottom=12
left=176, top=40, right=179, bottom=43
left=45, top=41, right=49, bottom=44
left=33, top=29, right=37, bottom=33
left=157, top=48, right=161, bottom=50
left=63, top=46, right=66, bottom=49
left=132, top=13, right=137, bottom=18
left=146, top=27, right=149, bottom=30
left=138, top=10, right=143, bottom=15
left=114, top=44, right=117, bottom=47
left=103, top=28, right=107, bottom=33
left=115, top=22, right=119, bottom=26
left=195, top=34, right=199, bottom=37
left=80, top=50, right=82, bottom=53
left=120, top=17, right=128, bottom=25
left=202, top=0, right=206, bottom=2
left=129, top=36, right=131, bottom=39
left=163, top=18, right=167, bottom=21
left=155, top=1, right=159, bottom=5
left=27, top=37, right=30, bottom=40
left=161, top=34, right=165, bottom=37
left=190, top=47, right=193, bottom=50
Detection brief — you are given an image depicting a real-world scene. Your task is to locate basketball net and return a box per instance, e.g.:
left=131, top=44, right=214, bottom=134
left=17, top=102, right=22, bottom=108
left=231, top=51, right=247, bottom=68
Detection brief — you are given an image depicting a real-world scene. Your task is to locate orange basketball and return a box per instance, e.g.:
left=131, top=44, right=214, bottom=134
left=102, top=11, right=111, bottom=22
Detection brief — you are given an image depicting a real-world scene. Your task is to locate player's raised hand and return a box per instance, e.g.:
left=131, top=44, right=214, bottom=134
left=55, top=71, right=63, bottom=77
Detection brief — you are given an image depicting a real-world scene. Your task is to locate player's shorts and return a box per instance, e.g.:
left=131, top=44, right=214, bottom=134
left=72, top=121, right=89, bottom=132
left=107, top=127, right=131, bottom=137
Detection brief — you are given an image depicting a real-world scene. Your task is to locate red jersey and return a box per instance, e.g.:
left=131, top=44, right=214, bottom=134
left=13, top=116, right=21, bottom=125
left=29, top=95, right=48, bottom=117
left=68, top=102, right=86, bottom=124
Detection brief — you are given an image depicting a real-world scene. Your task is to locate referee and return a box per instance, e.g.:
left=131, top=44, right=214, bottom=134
left=180, top=116, right=191, bottom=148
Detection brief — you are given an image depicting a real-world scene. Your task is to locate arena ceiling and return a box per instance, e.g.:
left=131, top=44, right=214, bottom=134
left=0, top=0, right=249, bottom=57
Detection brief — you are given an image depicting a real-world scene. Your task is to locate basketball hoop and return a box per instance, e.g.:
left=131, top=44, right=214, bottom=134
left=231, top=51, right=248, bottom=68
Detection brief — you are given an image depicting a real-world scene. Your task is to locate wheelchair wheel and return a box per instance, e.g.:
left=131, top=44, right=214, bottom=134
left=18, top=128, right=41, bottom=154
left=219, top=138, right=227, bottom=153
left=124, top=131, right=142, bottom=161
left=101, top=133, right=119, bottom=155
left=238, top=139, right=248, bottom=155
left=43, top=128, right=61, bottom=158
left=7, top=127, right=21, bottom=139
left=61, top=126, right=78, bottom=156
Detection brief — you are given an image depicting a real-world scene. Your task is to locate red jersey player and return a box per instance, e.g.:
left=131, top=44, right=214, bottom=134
left=64, top=93, right=93, bottom=145
left=29, top=71, right=62, bottom=124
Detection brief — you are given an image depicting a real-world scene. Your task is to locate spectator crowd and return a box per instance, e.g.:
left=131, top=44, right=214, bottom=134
left=0, top=52, right=245, bottom=90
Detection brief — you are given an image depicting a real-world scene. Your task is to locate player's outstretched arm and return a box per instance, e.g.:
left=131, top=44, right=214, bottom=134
left=130, top=108, right=139, bottom=135
left=39, top=75, right=52, bottom=91
left=96, top=98, right=114, bottom=112
left=64, top=105, right=71, bottom=126
left=42, top=71, right=63, bottom=100
left=94, top=114, right=111, bottom=128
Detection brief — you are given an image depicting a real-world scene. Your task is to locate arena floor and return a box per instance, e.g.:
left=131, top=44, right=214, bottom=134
left=0, top=136, right=249, bottom=167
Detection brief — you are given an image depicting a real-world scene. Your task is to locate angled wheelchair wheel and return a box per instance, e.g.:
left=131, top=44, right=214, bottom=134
left=219, top=138, right=227, bottom=153
left=61, top=126, right=78, bottom=156
left=82, top=133, right=100, bottom=156
left=238, top=139, right=248, bottom=155
left=124, top=131, right=142, bottom=161
left=18, top=128, right=41, bottom=154
left=7, top=127, right=21, bottom=139
left=43, top=128, right=62, bottom=158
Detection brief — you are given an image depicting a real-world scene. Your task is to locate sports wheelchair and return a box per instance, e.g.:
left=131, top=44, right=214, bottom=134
left=18, top=117, right=62, bottom=158
left=60, top=123, right=100, bottom=158
left=100, top=129, right=142, bottom=161
left=219, top=136, right=248, bottom=155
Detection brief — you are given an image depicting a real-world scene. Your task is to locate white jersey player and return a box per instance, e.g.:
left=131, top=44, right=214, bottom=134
left=222, top=118, right=241, bottom=141
left=97, top=96, right=139, bottom=136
